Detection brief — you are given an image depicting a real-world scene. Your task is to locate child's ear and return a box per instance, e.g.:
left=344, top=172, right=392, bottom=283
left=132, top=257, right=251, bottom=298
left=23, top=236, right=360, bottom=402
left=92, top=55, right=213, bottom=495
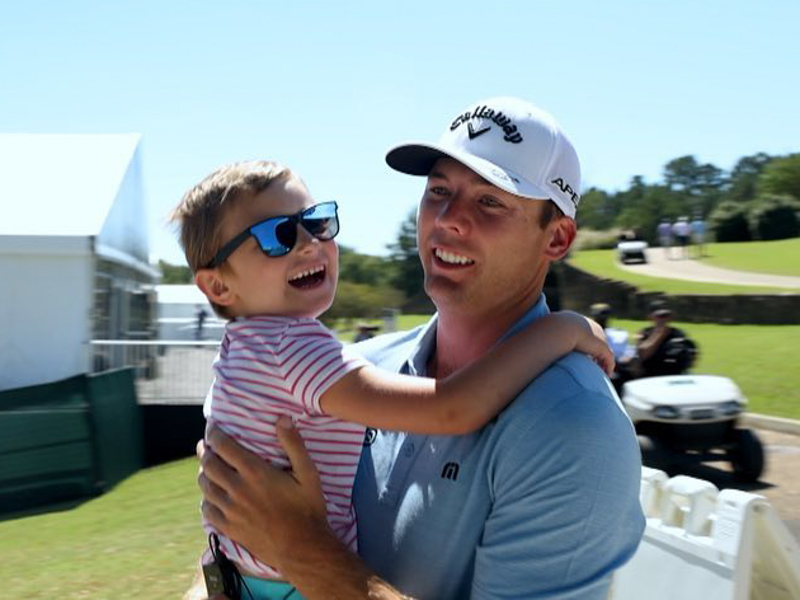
left=543, top=217, right=577, bottom=261
left=194, top=269, right=235, bottom=307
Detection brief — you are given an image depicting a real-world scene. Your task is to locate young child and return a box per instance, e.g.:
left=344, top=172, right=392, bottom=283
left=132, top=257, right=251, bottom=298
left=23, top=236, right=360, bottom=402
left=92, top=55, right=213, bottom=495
left=172, top=160, right=613, bottom=600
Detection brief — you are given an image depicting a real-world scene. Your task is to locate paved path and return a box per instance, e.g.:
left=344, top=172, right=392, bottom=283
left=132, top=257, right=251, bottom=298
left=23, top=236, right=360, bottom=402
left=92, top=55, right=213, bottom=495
left=618, top=247, right=800, bottom=289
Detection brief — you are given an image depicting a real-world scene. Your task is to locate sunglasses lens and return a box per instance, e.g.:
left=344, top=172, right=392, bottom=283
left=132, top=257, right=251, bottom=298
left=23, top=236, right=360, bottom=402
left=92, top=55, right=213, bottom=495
left=251, top=217, right=294, bottom=256
left=302, top=202, right=339, bottom=240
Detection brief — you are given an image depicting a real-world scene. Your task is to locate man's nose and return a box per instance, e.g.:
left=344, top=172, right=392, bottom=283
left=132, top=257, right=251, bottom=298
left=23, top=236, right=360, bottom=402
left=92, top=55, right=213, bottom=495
left=434, top=196, right=471, bottom=235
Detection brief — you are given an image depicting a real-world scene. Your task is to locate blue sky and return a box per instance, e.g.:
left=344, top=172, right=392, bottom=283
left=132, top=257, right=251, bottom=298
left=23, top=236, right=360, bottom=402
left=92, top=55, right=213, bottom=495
left=2, top=1, right=798, bottom=264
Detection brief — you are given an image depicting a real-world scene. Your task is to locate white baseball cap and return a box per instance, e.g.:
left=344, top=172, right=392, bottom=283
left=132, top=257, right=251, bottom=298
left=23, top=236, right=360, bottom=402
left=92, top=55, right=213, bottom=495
left=386, top=97, right=582, bottom=218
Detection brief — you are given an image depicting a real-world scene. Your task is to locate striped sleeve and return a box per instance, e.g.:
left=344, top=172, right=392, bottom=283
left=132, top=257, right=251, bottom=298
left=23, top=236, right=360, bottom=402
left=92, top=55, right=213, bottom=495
left=277, top=319, right=368, bottom=416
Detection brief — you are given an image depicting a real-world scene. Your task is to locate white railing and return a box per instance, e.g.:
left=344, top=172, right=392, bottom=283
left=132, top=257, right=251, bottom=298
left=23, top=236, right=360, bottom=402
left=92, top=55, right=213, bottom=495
left=89, top=340, right=220, bottom=404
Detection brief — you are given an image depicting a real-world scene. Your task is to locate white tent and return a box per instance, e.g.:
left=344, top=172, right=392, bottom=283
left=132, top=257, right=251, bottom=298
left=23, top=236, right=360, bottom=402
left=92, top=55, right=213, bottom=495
left=0, top=134, right=158, bottom=391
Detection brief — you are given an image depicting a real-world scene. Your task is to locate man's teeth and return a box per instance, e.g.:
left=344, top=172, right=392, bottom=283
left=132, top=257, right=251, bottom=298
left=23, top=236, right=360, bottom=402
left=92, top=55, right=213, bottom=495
left=289, top=265, right=325, bottom=281
left=435, top=248, right=473, bottom=265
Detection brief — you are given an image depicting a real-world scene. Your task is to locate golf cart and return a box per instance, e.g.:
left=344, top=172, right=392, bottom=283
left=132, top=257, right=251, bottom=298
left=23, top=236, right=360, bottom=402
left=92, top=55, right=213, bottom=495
left=616, top=231, right=648, bottom=264
left=618, top=336, right=765, bottom=482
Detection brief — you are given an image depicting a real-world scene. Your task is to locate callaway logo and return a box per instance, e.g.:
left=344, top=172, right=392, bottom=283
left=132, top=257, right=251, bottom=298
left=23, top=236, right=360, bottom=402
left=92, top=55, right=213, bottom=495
left=467, top=123, right=490, bottom=139
left=551, top=177, right=580, bottom=206
left=451, top=105, right=523, bottom=143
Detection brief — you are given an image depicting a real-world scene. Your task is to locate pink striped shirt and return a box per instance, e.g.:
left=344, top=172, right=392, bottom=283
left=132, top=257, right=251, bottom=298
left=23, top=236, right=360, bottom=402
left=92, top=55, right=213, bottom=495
left=202, top=315, right=368, bottom=578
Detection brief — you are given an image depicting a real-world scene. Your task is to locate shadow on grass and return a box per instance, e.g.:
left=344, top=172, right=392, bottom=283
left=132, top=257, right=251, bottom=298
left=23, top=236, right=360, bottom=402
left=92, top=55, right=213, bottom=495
left=0, top=493, right=95, bottom=523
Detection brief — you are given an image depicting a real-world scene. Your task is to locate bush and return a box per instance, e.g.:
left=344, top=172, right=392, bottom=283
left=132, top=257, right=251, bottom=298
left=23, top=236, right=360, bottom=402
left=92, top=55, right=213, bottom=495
left=709, top=201, right=752, bottom=242
left=748, top=194, right=800, bottom=240
left=572, top=228, right=623, bottom=251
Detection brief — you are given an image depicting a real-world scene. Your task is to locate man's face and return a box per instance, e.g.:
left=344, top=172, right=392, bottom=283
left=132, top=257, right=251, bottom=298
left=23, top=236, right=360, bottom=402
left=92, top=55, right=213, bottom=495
left=416, top=158, right=559, bottom=318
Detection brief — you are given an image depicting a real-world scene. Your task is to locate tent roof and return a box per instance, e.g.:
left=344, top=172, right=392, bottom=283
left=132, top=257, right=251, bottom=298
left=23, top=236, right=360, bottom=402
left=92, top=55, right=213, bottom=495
left=0, top=134, right=141, bottom=236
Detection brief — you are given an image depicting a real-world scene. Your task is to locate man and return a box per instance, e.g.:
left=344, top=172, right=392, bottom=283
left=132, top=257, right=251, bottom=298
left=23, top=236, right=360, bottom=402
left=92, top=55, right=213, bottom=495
left=197, top=97, right=645, bottom=599
left=636, top=300, right=695, bottom=377
left=691, top=213, right=706, bottom=258
left=590, top=302, right=637, bottom=393
left=657, top=218, right=673, bottom=259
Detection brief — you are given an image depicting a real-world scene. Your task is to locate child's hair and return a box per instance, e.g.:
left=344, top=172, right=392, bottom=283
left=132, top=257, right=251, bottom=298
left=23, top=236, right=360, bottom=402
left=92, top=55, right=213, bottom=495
left=170, top=160, right=291, bottom=318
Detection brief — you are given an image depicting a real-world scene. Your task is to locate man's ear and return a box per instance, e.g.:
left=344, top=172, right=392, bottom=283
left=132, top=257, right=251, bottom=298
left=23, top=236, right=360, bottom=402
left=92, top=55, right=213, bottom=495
left=543, top=217, right=577, bottom=261
left=194, top=269, right=235, bottom=308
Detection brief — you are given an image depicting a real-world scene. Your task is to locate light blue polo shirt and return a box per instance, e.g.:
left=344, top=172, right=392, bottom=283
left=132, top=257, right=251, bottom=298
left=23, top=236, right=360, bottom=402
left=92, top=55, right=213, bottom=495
left=352, top=296, right=645, bottom=599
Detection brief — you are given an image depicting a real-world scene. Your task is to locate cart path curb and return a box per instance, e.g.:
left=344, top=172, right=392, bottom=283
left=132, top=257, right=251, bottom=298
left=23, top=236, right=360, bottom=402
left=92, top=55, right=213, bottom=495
left=741, top=413, right=800, bottom=436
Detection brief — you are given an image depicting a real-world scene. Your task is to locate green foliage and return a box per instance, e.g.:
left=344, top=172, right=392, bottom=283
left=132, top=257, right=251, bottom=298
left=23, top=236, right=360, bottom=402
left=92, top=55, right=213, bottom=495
left=616, top=182, right=685, bottom=243
left=757, top=153, right=800, bottom=200
left=322, top=280, right=403, bottom=326
left=386, top=209, right=425, bottom=300
left=748, top=194, right=800, bottom=240
left=572, top=228, right=622, bottom=251
left=709, top=200, right=752, bottom=242
left=576, top=188, right=618, bottom=230
left=727, top=152, right=772, bottom=203
left=338, top=245, right=394, bottom=287
left=157, top=259, right=192, bottom=284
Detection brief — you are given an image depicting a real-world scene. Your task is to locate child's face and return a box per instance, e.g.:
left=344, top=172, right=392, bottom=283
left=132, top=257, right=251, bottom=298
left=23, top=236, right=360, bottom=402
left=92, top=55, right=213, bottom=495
left=218, top=176, right=339, bottom=319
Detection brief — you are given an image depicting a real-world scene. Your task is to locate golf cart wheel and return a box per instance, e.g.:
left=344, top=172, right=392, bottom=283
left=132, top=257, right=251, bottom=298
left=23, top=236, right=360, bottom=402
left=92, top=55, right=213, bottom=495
left=728, top=429, right=765, bottom=482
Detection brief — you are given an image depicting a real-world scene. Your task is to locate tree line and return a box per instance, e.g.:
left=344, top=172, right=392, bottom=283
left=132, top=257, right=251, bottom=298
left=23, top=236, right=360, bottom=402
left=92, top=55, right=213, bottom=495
left=158, top=150, right=800, bottom=320
left=577, top=152, right=800, bottom=244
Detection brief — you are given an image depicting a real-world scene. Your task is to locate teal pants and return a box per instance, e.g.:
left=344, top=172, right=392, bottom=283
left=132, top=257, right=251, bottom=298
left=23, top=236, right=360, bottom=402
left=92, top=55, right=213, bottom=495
left=239, top=576, right=307, bottom=600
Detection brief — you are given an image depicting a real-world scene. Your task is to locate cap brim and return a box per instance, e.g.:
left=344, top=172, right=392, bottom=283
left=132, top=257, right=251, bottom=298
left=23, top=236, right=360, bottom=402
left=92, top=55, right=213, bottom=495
left=386, top=141, right=553, bottom=202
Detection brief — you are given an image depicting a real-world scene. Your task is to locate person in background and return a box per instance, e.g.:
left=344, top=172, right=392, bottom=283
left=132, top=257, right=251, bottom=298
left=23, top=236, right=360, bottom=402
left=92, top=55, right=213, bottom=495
left=691, top=213, right=707, bottom=258
left=657, top=218, right=673, bottom=259
left=672, top=216, right=691, bottom=259
left=352, top=323, right=380, bottom=343
left=636, top=300, right=693, bottom=377
left=590, top=302, right=637, bottom=391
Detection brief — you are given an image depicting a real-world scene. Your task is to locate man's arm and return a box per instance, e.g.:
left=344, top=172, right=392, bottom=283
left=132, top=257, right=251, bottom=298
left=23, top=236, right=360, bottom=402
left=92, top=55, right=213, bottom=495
left=199, top=419, right=412, bottom=600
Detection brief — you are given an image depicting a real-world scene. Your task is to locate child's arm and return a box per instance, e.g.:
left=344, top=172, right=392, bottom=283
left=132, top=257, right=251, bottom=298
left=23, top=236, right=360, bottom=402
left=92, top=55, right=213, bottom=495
left=320, top=312, right=613, bottom=435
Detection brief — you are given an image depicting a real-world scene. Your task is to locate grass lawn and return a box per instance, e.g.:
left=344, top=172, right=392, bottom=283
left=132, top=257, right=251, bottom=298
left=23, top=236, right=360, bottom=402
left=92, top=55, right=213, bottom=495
left=699, top=238, right=800, bottom=277
left=614, top=319, right=800, bottom=420
left=0, top=458, right=204, bottom=599
left=568, top=248, right=800, bottom=294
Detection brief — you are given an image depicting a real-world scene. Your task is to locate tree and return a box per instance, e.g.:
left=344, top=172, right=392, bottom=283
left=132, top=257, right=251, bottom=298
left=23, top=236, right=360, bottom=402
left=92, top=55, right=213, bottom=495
left=757, top=153, right=800, bottom=201
left=726, top=152, right=772, bottom=203
left=709, top=201, right=752, bottom=242
left=577, top=187, right=618, bottom=231
left=748, top=194, right=800, bottom=240
left=158, top=260, right=192, bottom=284
left=386, top=209, right=425, bottom=300
left=338, top=245, right=393, bottom=287
left=663, top=155, right=723, bottom=217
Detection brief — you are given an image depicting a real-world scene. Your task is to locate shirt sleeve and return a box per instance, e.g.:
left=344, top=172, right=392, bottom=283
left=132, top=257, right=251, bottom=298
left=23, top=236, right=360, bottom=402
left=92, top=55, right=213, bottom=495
left=471, top=388, right=645, bottom=599
left=277, top=319, right=368, bottom=416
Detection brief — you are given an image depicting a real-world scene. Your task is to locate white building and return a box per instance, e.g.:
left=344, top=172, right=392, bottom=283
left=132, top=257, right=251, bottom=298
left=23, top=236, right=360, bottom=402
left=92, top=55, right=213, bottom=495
left=0, top=134, right=158, bottom=391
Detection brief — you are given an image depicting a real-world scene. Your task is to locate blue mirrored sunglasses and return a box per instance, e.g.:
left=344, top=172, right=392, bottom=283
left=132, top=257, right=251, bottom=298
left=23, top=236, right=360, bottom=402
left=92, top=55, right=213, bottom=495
left=205, top=201, right=339, bottom=268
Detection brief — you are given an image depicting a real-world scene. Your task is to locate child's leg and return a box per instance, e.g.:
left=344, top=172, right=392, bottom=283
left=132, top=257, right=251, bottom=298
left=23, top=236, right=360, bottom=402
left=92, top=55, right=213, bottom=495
left=240, top=576, right=308, bottom=600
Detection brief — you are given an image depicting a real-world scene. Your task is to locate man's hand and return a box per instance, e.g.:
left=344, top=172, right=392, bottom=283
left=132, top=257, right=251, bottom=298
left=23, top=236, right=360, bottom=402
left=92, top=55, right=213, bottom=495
left=198, top=417, right=330, bottom=573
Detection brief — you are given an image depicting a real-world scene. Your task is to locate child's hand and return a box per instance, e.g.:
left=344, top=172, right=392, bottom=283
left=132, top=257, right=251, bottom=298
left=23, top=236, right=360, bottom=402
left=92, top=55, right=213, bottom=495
left=559, top=312, right=615, bottom=377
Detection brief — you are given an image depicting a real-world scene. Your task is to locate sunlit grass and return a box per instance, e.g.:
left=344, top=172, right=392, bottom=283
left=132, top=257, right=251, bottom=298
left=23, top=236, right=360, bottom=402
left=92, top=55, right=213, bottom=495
left=568, top=249, right=800, bottom=294
left=0, top=459, right=204, bottom=599
left=699, top=238, right=800, bottom=277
